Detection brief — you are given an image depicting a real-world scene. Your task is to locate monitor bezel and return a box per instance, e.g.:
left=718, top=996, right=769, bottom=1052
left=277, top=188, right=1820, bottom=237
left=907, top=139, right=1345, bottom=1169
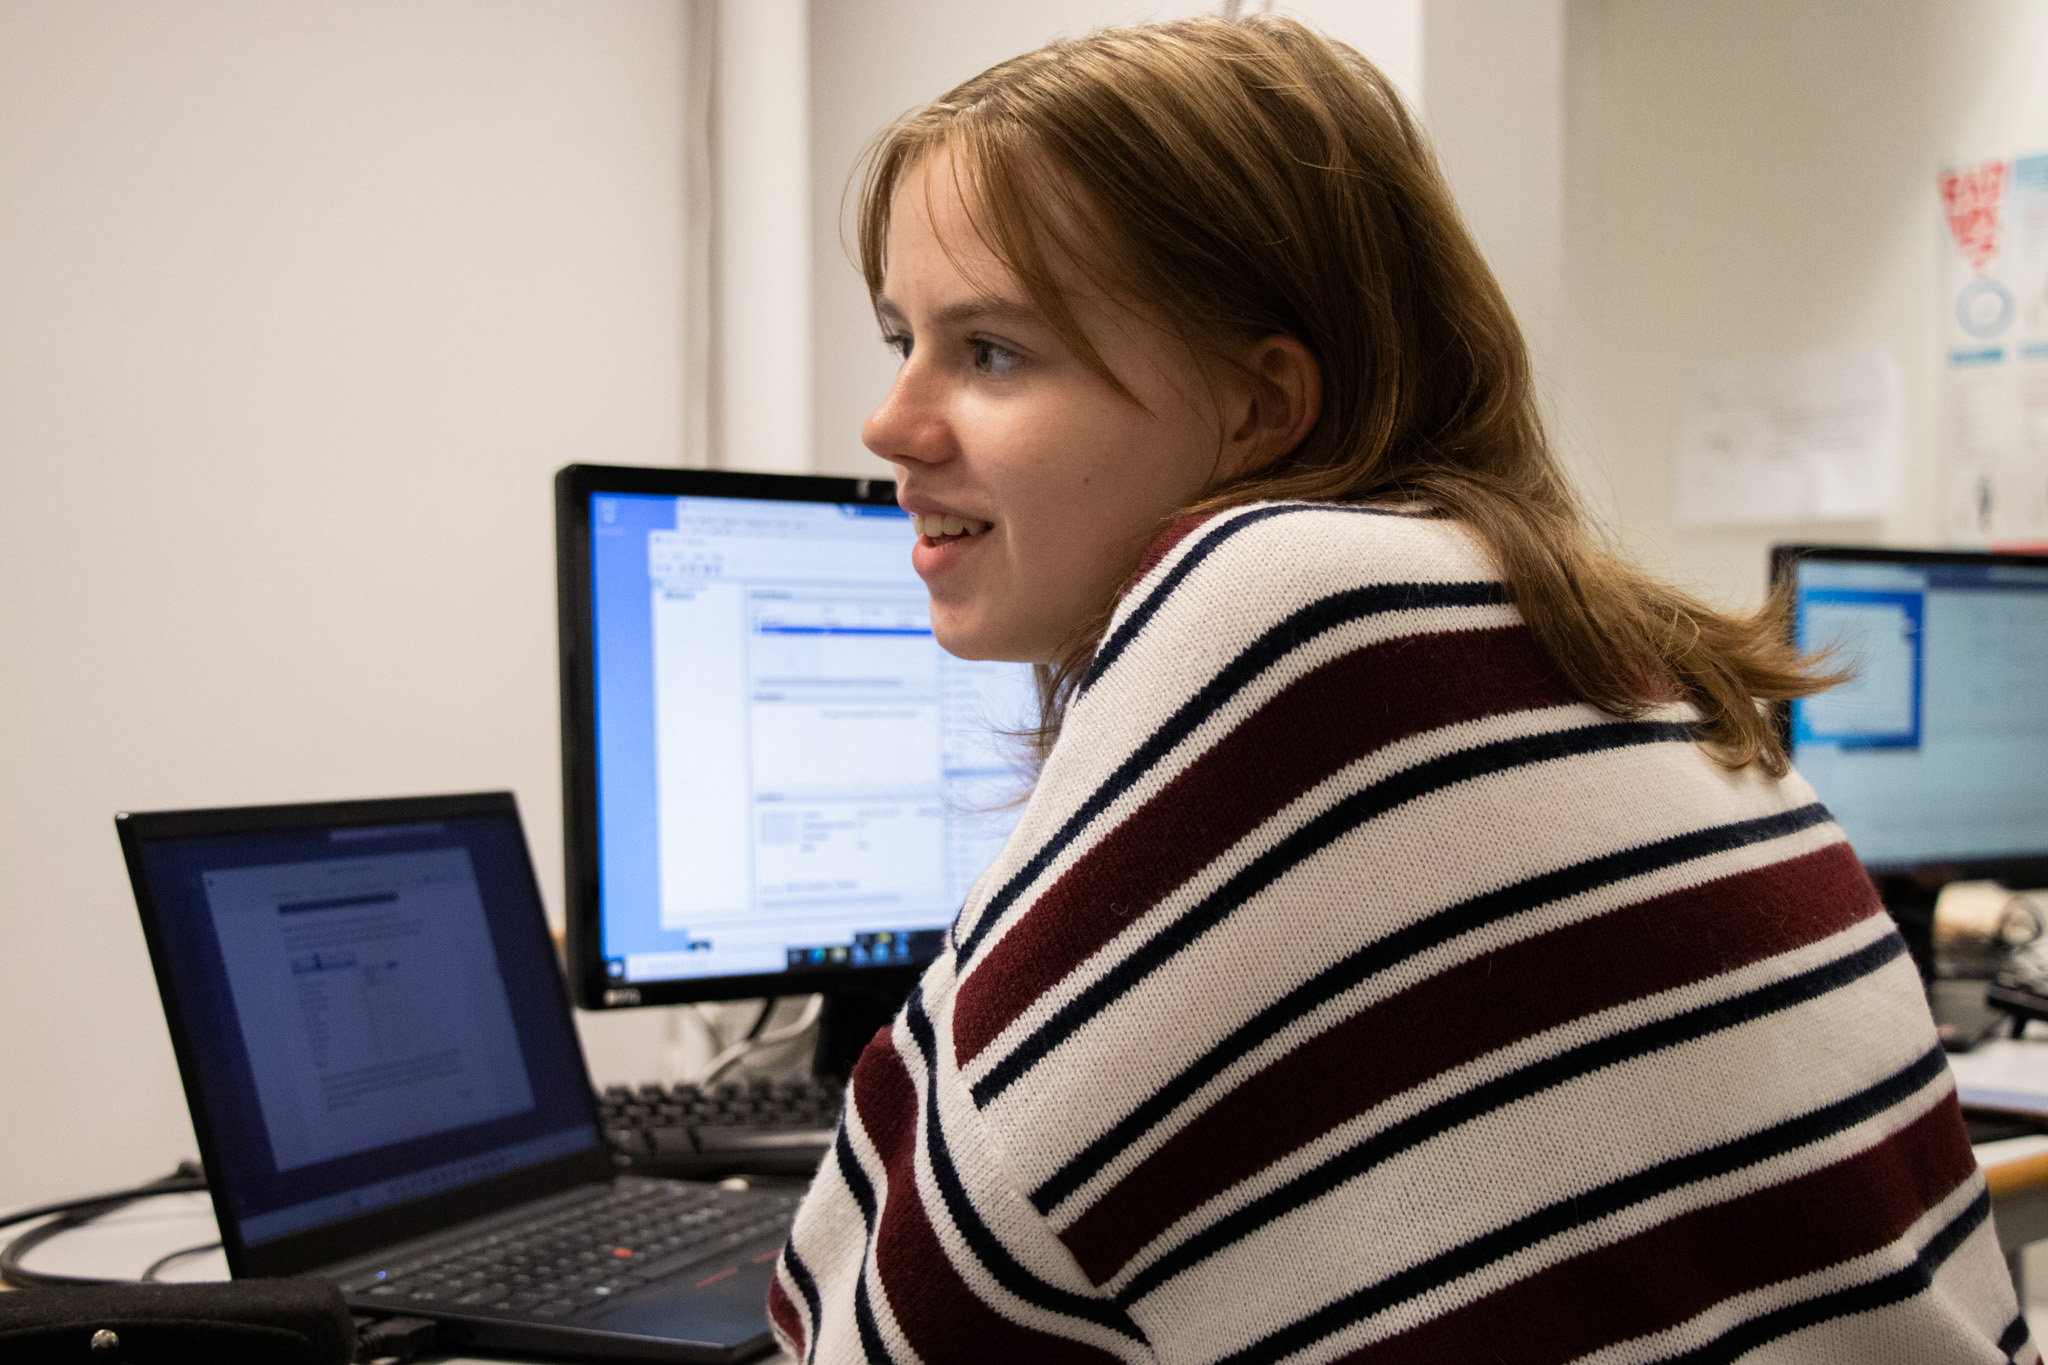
left=1770, top=542, right=2048, bottom=886
left=113, top=790, right=615, bottom=1278
left=555, top=463, right=934, bottom=1013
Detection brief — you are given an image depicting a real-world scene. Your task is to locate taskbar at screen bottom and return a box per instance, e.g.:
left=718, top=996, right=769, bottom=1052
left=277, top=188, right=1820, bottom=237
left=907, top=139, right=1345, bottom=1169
left=613, top=928, right=946, bottom=986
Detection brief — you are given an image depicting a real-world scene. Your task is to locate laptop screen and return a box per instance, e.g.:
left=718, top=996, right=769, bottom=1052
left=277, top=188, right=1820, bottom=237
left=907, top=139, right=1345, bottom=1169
left=126, top=800, right=601, bottom=1254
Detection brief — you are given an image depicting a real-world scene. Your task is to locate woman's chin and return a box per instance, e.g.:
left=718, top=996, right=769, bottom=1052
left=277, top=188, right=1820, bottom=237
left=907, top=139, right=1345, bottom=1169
left=931, top=618, right=998, bottom=661
left=929, top=613, right=1042, bottom=665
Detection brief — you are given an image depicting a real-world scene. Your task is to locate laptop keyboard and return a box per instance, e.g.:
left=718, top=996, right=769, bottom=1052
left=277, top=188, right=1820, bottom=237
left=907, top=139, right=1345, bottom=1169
left=344, top=1180, right=798, bottom=1319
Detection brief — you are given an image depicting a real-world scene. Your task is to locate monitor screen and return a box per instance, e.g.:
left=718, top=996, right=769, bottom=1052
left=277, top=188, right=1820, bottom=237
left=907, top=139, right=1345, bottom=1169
left=1780, top=547, right=2048, bottom=873
left=117, top=793, right=605, bottom=1271
left=557, top=466, right=1035, bottom=1008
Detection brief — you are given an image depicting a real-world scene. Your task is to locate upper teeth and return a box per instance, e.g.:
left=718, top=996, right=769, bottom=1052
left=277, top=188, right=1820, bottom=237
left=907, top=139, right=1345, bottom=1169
left=911, top=514, right=991, bottom=537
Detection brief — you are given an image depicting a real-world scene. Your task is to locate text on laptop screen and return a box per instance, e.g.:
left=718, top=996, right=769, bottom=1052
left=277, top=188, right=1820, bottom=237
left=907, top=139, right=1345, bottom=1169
left=588, top=493, right=1034, bottom=986
left=135, top=814, right=599, bottom=1247
left=1788, top=555, right=2048, bottom=869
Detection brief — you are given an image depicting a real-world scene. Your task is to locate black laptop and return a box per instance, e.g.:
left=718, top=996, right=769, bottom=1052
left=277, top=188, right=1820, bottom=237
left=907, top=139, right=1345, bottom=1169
left=115, top=791, right=794, bottom=1363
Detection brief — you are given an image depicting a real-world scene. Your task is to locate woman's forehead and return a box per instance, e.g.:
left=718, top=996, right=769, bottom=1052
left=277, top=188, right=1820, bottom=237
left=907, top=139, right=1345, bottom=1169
left=883, top=156, right=1032, bottom=306
left=891, top=155, right=1001, bottom=260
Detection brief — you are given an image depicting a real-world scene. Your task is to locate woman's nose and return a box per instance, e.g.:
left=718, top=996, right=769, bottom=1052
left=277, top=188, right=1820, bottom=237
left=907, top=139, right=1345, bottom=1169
left=862, top=360, right=955, bottom=470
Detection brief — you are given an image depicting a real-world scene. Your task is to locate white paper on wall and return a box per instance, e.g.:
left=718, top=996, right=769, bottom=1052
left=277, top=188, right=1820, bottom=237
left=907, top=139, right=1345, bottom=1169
left=1940, top=152, right=2048, bottom=546
left=1674, top=345, right=1902, bottom=527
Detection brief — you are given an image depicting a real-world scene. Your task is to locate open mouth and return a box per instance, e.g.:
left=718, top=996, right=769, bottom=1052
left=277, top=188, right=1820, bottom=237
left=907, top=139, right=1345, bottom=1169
left=909, top=513, right=993, bottom=544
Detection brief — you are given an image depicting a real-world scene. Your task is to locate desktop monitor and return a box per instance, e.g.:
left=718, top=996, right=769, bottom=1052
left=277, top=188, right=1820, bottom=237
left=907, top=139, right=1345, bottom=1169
left=554, top=465, right=1035, bottom=1069
left=1773, top=545, right=2048, bottom=968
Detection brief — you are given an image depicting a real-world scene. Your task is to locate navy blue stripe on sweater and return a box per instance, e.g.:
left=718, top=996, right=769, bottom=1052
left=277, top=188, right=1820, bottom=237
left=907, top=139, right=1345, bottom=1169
left=1112, top=930, right=1910, bottom=1306
left=1080, top=503, right=1418, bottom=695
left=782, top=1245, right=824, bottom=1365
left=853, top=1270, right=893, bottom=1364
left=971, top=717, right=1701, bottom=1107
left=829, top=1127, right=896, bottom=1364
left=1650, top=1187, right=1991, bottom=1365
left=1210, top=1043, right=1951, bottom=1364
left=899, top=990, right=1148, bottom=1344
left=835, top=1126, right=876, bottom=1226
left=953, top=576, right=1511, bottom=965
left=1030, top=801, right=1838, bottom=1213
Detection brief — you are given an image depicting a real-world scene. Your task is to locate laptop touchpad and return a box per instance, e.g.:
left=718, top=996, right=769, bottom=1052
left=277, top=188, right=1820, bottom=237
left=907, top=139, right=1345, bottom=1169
left=587, top=1258, right=778, bottom=1349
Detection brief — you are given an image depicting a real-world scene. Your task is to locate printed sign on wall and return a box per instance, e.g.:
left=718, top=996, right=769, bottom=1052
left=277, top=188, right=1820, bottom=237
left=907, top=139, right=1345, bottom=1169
left=1940, top=152, right=2048, bottom=547
left=1675, top=347, right=1900, bottom=527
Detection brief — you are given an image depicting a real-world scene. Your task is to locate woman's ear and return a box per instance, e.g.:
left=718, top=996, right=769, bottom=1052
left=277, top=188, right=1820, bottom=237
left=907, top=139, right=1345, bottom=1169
left=1220, top=334, right=1322, bottom=477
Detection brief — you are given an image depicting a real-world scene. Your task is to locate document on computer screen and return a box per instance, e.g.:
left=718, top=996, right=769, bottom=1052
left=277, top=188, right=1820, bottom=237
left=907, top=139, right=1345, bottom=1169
left=203, top=848, right=535, bottom=1171
left=636, top=500, right=1034, bottom=979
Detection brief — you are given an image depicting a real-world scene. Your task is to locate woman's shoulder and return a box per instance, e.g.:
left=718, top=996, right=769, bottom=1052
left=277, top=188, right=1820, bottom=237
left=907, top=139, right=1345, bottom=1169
left=1064, top=501, right=1531, bottom=765
left=1090, top=500, right=1506, bottom=689
left=1130, top=499, right=1496, bottom=603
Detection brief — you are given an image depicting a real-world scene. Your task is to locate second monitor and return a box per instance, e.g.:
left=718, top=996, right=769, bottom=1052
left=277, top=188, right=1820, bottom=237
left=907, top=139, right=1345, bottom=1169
left=555, top=465, right=1035, bottom=1050
left=1774, top=543, right=2048, bottom=982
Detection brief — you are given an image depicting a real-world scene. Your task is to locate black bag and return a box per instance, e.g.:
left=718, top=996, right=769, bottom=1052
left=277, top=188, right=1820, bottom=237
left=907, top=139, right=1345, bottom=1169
left=0, top=1279, right=354, bottom=1364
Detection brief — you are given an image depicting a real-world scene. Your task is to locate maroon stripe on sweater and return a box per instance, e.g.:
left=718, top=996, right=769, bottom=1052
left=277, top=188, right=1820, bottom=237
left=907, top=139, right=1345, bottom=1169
left=850, top=1026, right=920, bottom=1157
left=766, top=1275, right=805, bottom=1358
left=1340, top=1092, right=1978, bottom=1365
left=953, top=625, right=1571, bottom=1064
left=851, top=1043, right=1125, bottom=1364
left=1061, top=842, right=1878, bottom=1284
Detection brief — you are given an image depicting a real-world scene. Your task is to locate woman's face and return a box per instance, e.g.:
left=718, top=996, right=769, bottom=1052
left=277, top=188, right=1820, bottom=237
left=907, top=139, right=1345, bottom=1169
left=862, top=155, right=1236, bottom=664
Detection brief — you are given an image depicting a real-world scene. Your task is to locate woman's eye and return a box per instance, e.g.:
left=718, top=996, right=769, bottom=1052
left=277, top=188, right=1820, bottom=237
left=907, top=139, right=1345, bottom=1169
left=971, top=339, right=1022, bottom=378
left=882, top=332, right=911, bottom=361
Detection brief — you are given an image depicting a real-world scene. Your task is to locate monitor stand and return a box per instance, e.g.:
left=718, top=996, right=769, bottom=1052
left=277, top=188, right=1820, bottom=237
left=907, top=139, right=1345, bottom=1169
left=813, top=975, right=919, bottom=1083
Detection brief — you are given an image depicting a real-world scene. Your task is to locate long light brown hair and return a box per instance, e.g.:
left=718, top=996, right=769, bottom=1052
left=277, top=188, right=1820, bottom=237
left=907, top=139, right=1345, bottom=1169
left=857, top=14, right=1834, bottom=775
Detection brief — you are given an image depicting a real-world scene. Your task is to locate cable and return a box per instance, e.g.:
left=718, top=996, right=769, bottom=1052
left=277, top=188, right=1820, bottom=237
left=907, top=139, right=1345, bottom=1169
left=0, top=1163, right=206, bottom=1235
left=0, top=1161, right=207, bottom=1288
left=3, top=1165, right=439, bottom=1363
left=354, top=1313, right=439, bottom=1363
left=743, top=995, right=781, bottom=1041
left=140, top=1238, right=223, bottom=1282
left=690, top=993, right=823, bottom=1087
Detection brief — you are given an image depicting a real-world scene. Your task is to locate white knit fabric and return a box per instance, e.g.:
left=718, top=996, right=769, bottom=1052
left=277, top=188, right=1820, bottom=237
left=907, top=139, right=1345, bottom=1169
left=769, top=503, right=2031, bottom=1365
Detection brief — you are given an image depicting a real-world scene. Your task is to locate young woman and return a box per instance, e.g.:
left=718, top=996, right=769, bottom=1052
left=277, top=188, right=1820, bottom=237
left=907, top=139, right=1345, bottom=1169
left=770, top=16, right=2026, bottom=1364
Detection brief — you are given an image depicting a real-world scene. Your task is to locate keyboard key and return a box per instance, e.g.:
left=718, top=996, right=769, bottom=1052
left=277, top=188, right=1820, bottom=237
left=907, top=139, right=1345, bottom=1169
left=602, top=1078, right=842, bottom=1178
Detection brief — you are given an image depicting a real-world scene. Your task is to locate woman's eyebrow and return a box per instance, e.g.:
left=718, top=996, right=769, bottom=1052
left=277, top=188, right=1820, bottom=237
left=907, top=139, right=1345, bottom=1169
left=934, top=296, right=1039, bottom=328
left=873, top=294, right=1040, bottom=330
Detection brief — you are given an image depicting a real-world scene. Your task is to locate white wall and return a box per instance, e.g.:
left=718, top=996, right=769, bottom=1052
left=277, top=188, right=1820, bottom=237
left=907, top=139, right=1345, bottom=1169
left=1565, top=0, right=2048, bottom=608
left=715, top=0, right=812, bottom=474
left=0, top=0, right=694, bottom=1209
left=1424, top=1, right=1576, bottom=488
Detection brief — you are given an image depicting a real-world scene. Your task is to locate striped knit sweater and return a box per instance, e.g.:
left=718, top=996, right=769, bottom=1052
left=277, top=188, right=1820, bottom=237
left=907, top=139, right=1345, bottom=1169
left=771, top=502, right=2030, bottom=1364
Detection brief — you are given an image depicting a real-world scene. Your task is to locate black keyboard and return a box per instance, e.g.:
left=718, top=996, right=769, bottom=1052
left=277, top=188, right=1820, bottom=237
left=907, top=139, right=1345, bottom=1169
left=600, top=1076, right=844, bottom=1179
left=343, top=1180, right=798, bottom=1320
